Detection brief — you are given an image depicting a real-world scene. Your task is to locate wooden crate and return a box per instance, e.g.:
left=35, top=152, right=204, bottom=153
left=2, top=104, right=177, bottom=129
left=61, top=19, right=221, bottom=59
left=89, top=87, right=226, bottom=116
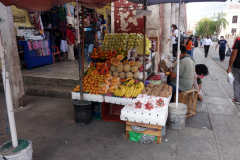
left=126, top=121, right=163, bottom=144
left=149, top=36, right=159, bottom=51
left=174, top=89, right=198, bottom=118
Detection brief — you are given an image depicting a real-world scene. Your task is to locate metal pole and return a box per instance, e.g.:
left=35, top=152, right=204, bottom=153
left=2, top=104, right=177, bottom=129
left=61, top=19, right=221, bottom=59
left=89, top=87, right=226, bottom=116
left=143, top=0, right=146, bottom=86
left=81, top=6, right=85, bottom=102
left=176, top=0, right=182, bottom=107
left=0, top=33, right=18, bottom=148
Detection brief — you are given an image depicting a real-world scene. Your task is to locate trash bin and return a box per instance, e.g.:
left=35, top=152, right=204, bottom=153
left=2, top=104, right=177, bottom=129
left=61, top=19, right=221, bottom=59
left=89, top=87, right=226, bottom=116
left=73, top=100, right=92, bottom=124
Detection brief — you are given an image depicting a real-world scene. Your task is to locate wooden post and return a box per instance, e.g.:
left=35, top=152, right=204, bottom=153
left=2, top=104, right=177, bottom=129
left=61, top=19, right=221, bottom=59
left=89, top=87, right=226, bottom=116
left=142, top=0, right=146, bottom=86
left=0, top=4, right=26, bottom=107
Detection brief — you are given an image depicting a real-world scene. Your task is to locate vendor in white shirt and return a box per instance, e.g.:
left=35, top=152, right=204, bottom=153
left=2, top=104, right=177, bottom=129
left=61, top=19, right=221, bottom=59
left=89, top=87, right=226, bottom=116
left=166, top=24, right=178, bottom=57
left=202, top=35, right=213, bottom=57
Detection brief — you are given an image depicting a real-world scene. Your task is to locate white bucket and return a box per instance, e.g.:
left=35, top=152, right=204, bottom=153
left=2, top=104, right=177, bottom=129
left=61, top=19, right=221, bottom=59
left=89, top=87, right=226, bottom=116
left=0, top=139, right=33, bottom=160
left=168, top=103, right=187, bottom=129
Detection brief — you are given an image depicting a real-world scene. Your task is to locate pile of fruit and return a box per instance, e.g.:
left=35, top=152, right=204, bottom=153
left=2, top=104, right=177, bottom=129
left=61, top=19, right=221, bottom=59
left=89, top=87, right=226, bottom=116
left=114, top=78, right=144, bottom=98
left=141, top=84, right=172, bottom=98
left=109, top=60, right=142, bottom=79
left=102, top=33, right=143, bottom=52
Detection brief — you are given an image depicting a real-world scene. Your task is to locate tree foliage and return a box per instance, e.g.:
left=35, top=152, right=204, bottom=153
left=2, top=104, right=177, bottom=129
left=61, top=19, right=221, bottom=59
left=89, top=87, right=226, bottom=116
left=195, top=12, right=228, bottom=38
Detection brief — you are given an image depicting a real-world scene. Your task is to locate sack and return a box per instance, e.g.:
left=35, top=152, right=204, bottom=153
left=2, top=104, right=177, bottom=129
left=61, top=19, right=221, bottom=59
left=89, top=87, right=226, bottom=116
left=227, top=72, right=235, bottom=84
left=175, top=33, right=187, bottom=44
left=195, top=41, right=198, bottom=47
left=226, top=48, right=232, bottom=56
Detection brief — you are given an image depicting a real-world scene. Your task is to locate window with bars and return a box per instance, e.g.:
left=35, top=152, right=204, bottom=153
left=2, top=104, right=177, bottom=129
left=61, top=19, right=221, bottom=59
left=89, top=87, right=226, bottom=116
left=232, top=16, right=238, bottom=23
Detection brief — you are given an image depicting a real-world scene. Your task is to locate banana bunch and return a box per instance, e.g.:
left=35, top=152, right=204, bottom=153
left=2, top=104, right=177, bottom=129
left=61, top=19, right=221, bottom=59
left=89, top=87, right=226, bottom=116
left=114, top=78, right=145, bottom=98
left=114, top=85, right=126, bottom=97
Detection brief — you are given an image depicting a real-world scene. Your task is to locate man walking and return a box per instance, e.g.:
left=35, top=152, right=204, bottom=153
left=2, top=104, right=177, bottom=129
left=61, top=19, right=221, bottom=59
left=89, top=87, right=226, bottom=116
left=202, top=35, right=213, bottom=57
left=66, top=24, right=75, bottom=61
left=227, top=37, right=240, bottom=104
left=80, top=17, right=98, bottom=64
left=215, top=36, right=230, bottom=61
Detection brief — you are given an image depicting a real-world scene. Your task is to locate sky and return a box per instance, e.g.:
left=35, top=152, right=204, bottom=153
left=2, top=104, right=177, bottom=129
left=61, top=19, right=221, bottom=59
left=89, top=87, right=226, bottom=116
left=187, top=0, right=239, bottom=30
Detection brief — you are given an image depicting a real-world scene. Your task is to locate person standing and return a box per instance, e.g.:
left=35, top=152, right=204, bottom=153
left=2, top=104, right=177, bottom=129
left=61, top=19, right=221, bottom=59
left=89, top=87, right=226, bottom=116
left=66, top=24, right=75, bottom=61
left=186, top=37, right=193, bottom=57
left=166, top=24, right=178, bottom=57
left=191, top=35, right=196, bottom=56
left=227, top=37, right=240, bottom=104
left=215, top=36, right=230, bottom=61
left=80, top=17, right=98, bottom=64
left=202, top=35, right=213, bottom=57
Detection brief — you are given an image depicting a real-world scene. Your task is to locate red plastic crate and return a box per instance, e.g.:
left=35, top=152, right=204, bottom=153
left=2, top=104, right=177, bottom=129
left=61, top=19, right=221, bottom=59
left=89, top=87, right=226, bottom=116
left=101, top=102, right=125, bottom=123
left=147, top=75, right=161, bottom=80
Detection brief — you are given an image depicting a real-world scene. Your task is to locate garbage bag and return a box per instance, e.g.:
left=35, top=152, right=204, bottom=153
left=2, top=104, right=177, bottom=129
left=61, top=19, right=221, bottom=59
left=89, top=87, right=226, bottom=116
left=228, top=72, right=235, bottom=84
left=226, top=48, right=232, bottom=57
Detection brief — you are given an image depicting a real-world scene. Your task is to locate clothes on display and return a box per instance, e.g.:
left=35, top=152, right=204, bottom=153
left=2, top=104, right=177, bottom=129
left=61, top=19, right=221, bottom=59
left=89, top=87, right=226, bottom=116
left=60, top=39, right=68, bottom=52
left=27, top=40, right=51, bottom=57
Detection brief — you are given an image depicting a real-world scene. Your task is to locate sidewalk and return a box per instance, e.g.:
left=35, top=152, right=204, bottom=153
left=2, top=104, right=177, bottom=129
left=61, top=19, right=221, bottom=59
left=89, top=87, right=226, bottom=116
left=0, top=48, right=240, bottom=160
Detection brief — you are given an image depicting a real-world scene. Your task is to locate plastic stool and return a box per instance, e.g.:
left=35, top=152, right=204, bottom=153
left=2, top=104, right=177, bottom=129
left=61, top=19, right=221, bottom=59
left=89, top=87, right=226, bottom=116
left=174, top=89, right=198, bottom=118
left=51, top=46, right=62, bottom=64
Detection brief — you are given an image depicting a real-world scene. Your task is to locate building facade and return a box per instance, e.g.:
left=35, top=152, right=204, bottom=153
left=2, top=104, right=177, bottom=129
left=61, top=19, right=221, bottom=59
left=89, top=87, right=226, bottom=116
left=220, top=3, right=240, bottom=39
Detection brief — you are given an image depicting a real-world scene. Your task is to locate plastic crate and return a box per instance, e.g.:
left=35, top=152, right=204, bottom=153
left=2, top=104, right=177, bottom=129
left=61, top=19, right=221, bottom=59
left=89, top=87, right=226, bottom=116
left=101, top=102, right=125, bottom=123
left=147, top=75, right=161, bottom=80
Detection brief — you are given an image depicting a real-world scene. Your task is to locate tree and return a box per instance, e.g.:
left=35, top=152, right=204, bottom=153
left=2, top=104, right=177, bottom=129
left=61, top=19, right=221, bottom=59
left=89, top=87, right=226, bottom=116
left=195, top=17, right=215, bottom=37
left=213, top=12, right=228, bottom=39
left=195, top=12, right=228, bottom=39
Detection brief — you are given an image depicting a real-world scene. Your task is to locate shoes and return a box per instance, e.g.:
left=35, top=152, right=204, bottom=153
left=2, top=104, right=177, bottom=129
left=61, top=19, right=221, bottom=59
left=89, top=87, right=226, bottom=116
left=232, top=98, right=240, bottom=105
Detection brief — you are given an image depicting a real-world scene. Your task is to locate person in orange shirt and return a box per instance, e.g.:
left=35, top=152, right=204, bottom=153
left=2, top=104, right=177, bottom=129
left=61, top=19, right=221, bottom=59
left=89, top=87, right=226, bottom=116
left=186, top=37, right=193, bottom=57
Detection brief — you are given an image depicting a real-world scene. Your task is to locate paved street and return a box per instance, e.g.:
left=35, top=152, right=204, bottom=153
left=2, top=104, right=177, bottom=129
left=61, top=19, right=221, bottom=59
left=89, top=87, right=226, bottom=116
left=0, top=47, right=240, bottom=160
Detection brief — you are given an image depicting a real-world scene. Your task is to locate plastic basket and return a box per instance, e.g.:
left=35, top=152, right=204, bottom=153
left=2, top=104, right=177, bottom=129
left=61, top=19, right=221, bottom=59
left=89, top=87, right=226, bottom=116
left=101, top=102, right=125, bottom=123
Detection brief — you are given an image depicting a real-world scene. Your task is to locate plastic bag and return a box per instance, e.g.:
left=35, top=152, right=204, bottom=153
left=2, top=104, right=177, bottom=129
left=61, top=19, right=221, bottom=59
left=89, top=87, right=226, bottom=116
left=228, top=72, right=235, bottom=84
left=226, top=48, right=232, bottom=57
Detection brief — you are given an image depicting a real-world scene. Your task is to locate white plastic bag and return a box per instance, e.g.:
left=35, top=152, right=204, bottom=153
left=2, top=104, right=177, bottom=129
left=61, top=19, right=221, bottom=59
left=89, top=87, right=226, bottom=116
left=228, top=72, right=235, bottom=84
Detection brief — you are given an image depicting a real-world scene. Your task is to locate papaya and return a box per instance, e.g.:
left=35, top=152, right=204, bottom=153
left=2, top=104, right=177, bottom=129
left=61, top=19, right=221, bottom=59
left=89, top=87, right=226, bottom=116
left=116, top=55, right=124, bottom=61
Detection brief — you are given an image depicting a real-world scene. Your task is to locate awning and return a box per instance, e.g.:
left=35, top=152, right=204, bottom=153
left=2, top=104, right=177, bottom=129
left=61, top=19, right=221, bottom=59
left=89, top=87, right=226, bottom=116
left=0, top=0, right=116, bottom=11
left=129, top=0, right=226, bottom=5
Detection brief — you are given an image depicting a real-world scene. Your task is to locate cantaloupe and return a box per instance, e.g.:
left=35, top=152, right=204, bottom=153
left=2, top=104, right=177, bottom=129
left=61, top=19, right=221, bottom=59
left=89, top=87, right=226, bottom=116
left=135, top=61, right=142, bottom=68
left=134, top=71, right=139, bottom=79
left=117, top=65, right=123, bottom=72
left=126, top=72, right=133, bottom=78
left=123, top=64, right=130, bottom=72
left=131, top=66, right=138, bottom=73
left=110, top=65, right=116, bottom=72
left=119, top=72, right=125, bottom=79
left=113, top=71, right=119, bottom=77
left=129, top=61, right=135, bottom=66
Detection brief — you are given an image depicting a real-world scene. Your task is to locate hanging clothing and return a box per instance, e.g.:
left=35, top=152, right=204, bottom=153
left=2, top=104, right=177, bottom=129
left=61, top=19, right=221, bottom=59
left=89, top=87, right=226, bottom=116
left=41, top=11, right=51, bottom=27
left=51, top=8, right=58, bottom=29
left=54, top=30, right=61, bottom=49
left=68, top=4, right=74, bottom=16
left=27, top=11, right=41, bottom=24
left=57, top=6, right=67, bottom=21
left=60, top=39, right=68, bottom=52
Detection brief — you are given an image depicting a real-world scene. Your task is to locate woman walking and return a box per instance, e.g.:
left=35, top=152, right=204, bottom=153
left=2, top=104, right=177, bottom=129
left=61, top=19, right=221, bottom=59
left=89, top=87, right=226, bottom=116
left=186, top=37, right=193, bottom=57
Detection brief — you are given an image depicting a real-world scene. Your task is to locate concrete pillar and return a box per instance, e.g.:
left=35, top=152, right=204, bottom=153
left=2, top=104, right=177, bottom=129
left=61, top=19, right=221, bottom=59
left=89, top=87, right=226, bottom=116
left=169, top=3, right=176, bottom=53
left=171, top=3, right=176, bottom=25
left=175, top=3, right=179, bottom=30
left=0, top=3, right=26, bottom=107
left=146, top=5, right=160, bottom=37
left=162, top=3, right=171, bottom=57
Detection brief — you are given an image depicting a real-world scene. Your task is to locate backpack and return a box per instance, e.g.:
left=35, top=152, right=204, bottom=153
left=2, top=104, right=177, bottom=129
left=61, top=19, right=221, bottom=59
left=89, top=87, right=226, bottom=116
left=175, top=33, right=187, bottom=44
